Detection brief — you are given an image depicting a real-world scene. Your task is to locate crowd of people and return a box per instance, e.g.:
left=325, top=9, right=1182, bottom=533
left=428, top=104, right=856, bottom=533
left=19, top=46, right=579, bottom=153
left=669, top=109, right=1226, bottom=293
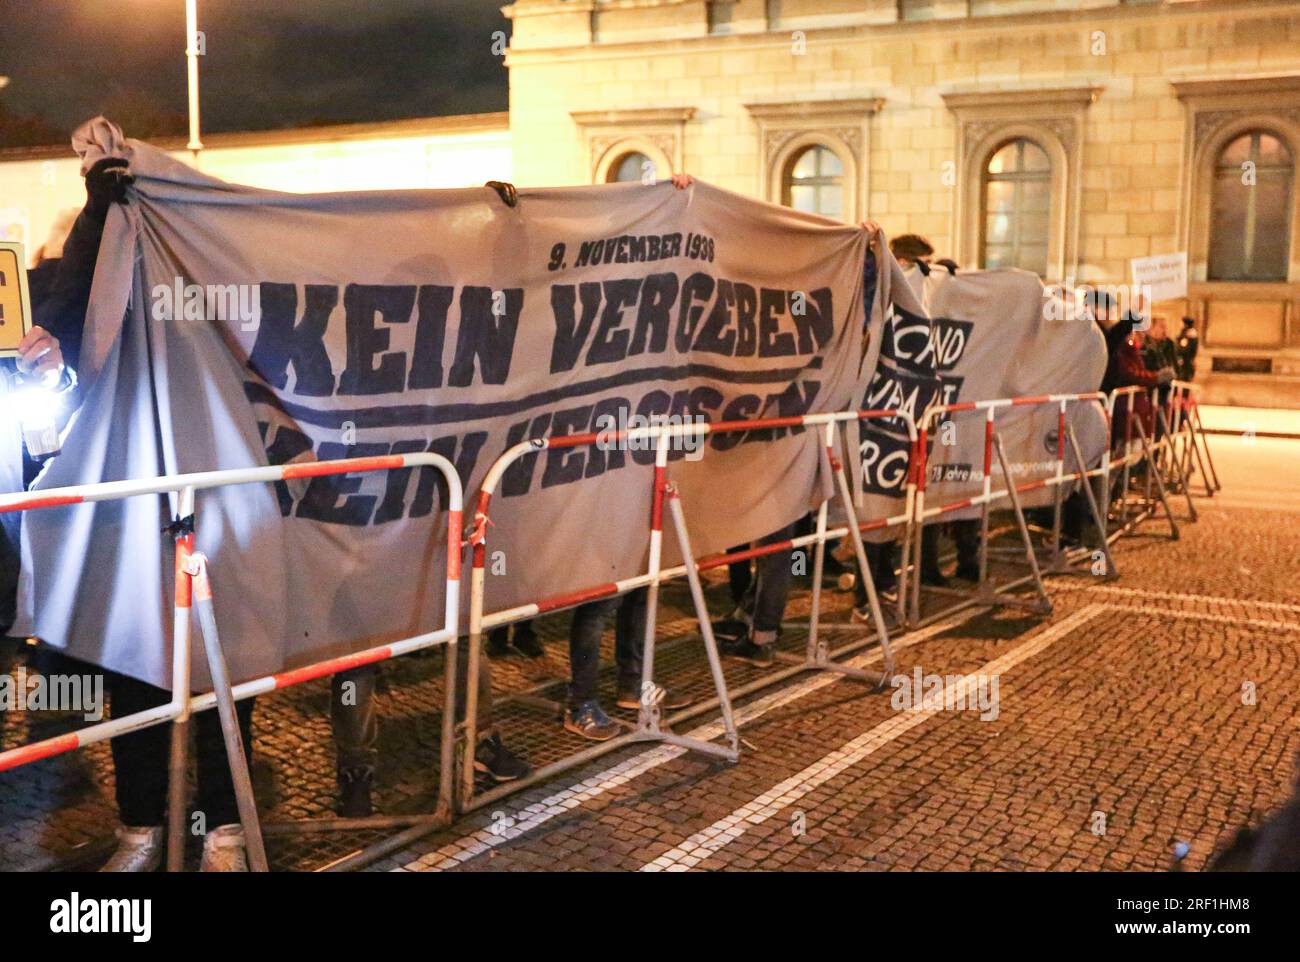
left=1, top=164, right=1203, bottom=873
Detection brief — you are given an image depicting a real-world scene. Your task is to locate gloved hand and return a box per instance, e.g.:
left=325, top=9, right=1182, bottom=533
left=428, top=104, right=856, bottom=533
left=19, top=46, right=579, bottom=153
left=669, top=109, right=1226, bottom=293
left=85, top=157, right=134, bottom=218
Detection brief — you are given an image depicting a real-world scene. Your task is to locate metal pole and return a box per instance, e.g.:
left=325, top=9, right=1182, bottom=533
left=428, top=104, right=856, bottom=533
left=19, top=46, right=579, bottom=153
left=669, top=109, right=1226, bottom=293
left=1066, top=424, right=1118, bottom=578
left=186, top=554, right=269, bottom=872
left=805, top=422, right=835, bottom=665
left=664, top=487, right=739, bottom=756
left=1133, top=416, right=1180, bottom=540
left=1157, top=406, right=1198, bottom=523
left=992, top=434, right=1051, bottom=614
left=637, top=435, right=671, bottom=734
left=830, top=445, right=893, bottom=680
left=185, top=0, right=203, bottom=152
left=166, top=485, right=195, bottom=872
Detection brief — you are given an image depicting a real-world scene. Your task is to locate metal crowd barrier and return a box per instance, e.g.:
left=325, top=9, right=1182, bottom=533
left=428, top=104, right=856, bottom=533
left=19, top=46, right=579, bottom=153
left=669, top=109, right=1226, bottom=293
left=455, top=408, right=917, bottom=815
left=0, top=453, right=465, bottom=872
left=0, top=383, right=1219, bottom=871
left=907, top=392, right=1115, bottom=625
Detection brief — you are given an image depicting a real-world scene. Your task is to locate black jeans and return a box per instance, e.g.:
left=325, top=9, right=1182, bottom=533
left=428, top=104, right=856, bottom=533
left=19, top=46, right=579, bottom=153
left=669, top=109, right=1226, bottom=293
left=731, top=524, right=795, bottom=645
left=108, top=672, right=254, bottom=830
left=568, top=588, right=647, bottom=706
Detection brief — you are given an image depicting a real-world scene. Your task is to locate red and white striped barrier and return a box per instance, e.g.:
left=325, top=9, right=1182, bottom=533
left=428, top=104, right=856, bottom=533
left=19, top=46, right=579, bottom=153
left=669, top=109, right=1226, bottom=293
left=458, top=408, right=916, bottom=811
left=0, top=452, right=464, bottom=872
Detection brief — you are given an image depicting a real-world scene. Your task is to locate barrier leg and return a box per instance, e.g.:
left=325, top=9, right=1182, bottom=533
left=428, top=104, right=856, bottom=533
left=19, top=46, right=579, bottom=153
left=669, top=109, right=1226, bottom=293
left=1133, top=418, right=1179, bottom=540
left=992, top=435, right=1052, bottom=615
left=1191, top=403, right=1222, bottom=493
left=636, top=436, right=671, bottom=737
left=185, top=554, right=269, bottom=873
left=830, top=445, right=893, bottom=682
left=435, top=636, right=457, bottom=821
left=1066, top=425, right=1118, bottom=578
left=1157, top=407, right=1198, bottom=523
left=804, top=423, right=834, bottom=666
left=166, top=489, right=196, bottom=873
left=663, top=487, right=739, bottom=760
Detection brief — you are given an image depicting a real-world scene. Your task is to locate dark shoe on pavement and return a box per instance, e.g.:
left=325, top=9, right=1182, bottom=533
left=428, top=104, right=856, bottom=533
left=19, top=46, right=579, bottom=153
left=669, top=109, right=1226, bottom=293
left=954, top=563, right=981, bottom=583
left=564, top=700, right=622, bottom=741
left=337, top=766, right=374, bottom=819
left=474, top=733, right=530, bottom=784
left=615, top=683, right=694, bottom=711
left=723, top=636, right=774, bottom=668
left=486, top=627, right=510, bottom=658
left=511, top=623, right=545, bottom=659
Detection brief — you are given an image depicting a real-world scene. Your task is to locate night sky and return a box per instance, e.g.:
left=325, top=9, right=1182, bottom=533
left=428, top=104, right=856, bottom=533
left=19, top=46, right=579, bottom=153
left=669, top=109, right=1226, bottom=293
left=0, top=0, right=511, bottom=147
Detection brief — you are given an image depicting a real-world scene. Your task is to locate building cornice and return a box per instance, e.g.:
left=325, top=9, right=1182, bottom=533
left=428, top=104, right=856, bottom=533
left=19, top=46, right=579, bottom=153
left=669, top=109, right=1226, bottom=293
left=1172, top=74, right=1300, bottom=102
left=570, top=106, right=697, bottom=125
left=942, top=87, right=1103, bottom=111
left=745, top=98, right=886, bottom=122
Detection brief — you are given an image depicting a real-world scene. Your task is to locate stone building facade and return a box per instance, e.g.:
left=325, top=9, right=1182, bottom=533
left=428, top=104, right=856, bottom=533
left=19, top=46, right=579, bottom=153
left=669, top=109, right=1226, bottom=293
left=504, top=0, right=1300, bottom=406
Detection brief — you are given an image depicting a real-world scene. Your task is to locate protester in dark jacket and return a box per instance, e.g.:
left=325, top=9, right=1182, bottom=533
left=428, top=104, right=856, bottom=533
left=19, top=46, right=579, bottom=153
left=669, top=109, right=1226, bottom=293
left=1175, top=316, right=1199, bottom=382
left=1101, top=313, right=1172, bottom=447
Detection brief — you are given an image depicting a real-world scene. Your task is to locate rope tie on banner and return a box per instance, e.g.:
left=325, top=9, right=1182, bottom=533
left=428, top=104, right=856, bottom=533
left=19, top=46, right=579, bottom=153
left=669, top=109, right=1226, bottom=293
left=464, top=511, right=493, bottom=550
left=485, top=181, right=518, bottom=208
left=162, top=514, right=195, bottom=540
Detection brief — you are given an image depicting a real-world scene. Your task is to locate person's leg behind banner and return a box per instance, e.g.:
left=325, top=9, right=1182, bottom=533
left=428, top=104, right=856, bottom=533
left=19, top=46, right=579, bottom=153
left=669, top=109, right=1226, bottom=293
left=459, top=636, right=529, bottom=786
left=102, top=673, right=170, bottom=872
left=951, top=519, right=980, bottom=582
left=565, top=598, right=623, bottom=741
left=331, top=666, right=378, bottom=818
left=193, top=695, right=256, bottom=872
left=612, top=587, right=694, bottom=713
left=724, top=524, right=795, bottom=669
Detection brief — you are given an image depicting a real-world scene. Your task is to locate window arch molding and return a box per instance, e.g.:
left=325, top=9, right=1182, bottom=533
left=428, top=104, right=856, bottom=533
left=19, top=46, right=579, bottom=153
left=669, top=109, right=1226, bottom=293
left=944, top=87, right=1098, bottom=283
left=746, top=98, right=883, bottom=223
left=966, top=126, right=1068, bottom=277
left=1186, top=112, right=1300, bottom=285
left=772, top=134, right=855, bottom=219
left=593, top=137, right=674, bottom=185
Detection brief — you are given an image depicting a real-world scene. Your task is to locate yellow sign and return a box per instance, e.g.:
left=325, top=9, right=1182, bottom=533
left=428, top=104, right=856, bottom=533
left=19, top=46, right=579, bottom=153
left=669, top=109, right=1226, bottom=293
left=0, top=241, right=33, bottom=357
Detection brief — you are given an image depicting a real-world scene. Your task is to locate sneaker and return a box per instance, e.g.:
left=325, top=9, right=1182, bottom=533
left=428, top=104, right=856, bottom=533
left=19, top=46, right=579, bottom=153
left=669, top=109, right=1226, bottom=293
left=337, top=765, right=374, bottom=819
left=199, top=823, right=248, bottom=872
left=511, top=624, right=545, bottom=659
left=100, top=825, right=164, bottom=873
left=564, top=700, right=622, bottom=741
left=723, top=636, right=774, bottom=668
left=615, top=683, right=694, bottom=712
left=473, top=733, right=531, bottom=784
left=487, top=627, right=510, bottom=658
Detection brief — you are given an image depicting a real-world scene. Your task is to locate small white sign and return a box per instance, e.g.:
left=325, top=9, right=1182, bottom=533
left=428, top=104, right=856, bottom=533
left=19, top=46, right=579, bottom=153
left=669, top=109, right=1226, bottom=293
left=1130, top=251, right=1188, bottom=305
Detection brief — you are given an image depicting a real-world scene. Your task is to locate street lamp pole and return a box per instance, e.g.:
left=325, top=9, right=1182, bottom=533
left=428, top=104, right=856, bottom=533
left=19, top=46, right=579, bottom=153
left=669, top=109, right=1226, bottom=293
left=185, top=0, right=203, bottom=151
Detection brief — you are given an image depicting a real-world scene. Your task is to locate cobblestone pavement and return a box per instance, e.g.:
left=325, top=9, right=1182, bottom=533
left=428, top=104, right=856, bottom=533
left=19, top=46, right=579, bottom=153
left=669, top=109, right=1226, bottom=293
left=3, top=436, right=1298, bottom=872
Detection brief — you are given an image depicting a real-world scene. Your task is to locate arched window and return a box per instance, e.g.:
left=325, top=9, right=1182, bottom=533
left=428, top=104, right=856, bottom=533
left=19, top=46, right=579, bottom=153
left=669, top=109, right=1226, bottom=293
left=1209, top=130, right=1295, bottom=282
left=607, top=151, right=655, bottom=184
left=981, top=137, right=1052, bottom=276
left=783, top=144, right=844, bottom=219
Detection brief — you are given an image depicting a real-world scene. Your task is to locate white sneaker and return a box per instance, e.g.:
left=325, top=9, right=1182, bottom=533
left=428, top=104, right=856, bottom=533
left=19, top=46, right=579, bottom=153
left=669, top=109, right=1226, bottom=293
left=100, top=825, right=164, bottom=873
left=199, top=823, right=248, bottom=872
